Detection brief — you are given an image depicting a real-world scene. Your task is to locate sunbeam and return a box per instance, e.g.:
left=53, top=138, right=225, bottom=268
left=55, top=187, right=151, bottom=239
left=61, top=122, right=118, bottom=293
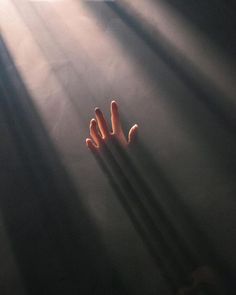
left=0, top=1, right=236, bottom=294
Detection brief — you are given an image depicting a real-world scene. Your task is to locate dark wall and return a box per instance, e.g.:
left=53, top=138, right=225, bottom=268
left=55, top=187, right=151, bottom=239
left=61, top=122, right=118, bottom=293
left=0, top=0, right=235, bottom=294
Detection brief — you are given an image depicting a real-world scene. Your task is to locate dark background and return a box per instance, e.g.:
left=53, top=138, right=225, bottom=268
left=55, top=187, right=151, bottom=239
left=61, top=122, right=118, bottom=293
left=0, top=0, right=236, bottom=294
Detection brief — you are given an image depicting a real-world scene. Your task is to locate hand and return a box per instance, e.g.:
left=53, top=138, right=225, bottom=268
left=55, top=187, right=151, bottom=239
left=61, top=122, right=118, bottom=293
left=86, top=100, right=138, bottom=152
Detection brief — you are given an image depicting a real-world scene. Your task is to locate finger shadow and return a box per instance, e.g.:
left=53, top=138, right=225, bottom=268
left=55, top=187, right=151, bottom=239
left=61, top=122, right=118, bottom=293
left=130, top=139, right=235, bottom=293
left=92, top=139, right=196, bottom=290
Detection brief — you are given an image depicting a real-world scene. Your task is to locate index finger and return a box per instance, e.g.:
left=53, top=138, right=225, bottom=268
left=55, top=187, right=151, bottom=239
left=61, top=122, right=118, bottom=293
left=95, top=107, right=110, bottom=139
left=111, top=100, right=121, bottom=134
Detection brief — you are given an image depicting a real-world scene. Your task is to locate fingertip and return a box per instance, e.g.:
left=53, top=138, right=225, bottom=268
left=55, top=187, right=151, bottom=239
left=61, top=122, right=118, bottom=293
left=95, top=106, right=109, bottom=137
left=85, top=138, right=89, bottom=147
left=131, top=124, right=138, bottom=132
left=111, top=100, right=118, bottom=110
left=86, top=138, right=97, bottom=152
left=128, top=124, right=138, bottom=144
left=95, top=107, right=101, bottom=115
left=90, top=118, right=96, bottom=125
left=86, top=138, right=91, bottom=146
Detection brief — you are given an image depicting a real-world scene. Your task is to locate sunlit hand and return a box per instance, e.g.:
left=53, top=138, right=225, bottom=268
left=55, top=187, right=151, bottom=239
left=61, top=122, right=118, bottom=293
left=86, top=100, right=138, bottom=152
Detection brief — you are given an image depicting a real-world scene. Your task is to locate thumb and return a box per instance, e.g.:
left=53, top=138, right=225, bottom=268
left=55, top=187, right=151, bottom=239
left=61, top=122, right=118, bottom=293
left=128, top=124, right=138, bottom=144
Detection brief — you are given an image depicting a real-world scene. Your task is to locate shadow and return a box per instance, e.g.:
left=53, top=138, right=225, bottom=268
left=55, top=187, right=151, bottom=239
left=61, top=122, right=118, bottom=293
left=85, top=1, right=236, bottom=135
left=13, top=0, right=236, bottom=179
left=91, top=138, right=231, bottom=293
left=6, top=1, right=235, bottom=293
left=0, top=36, right=126, bottom=295
left=91, top=146, right=182, bottom=291
left=112, top=141, right=198, bottom=266
left=131, top=139, right=235, bottom=294
left=163, top=0, right=236, bottom=60
left=11, top=2, right=193, bottom=282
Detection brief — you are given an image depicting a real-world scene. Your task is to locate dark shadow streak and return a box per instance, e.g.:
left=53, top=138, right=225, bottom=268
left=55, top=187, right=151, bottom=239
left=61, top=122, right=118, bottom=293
left=113, top=141, right=199, bottom=267
left=164, top=0, right=236, bottom=60
left=96, top=138, right=203, bottom=287
left=91, top=147, right=181, bottom=291
left=1, top=3, right=186, bottom=292
left=95, top=135, right=231, bottom=293
left=131, top=139, right=235, bottom=294
left=92, top=141, right=227, bottom=294
left=0, top=36, right=126, bottom=295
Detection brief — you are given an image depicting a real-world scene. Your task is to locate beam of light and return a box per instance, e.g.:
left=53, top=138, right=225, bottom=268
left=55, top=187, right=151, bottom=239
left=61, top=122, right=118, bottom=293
left=0, top=33, right=129, bottom=294
left=59, top=3, right=211, bottom=272
left=0, top=1, right=96, bottom=160
left=0, top=1, right=196, bottom=289
left=1, top=3, right=170, bottom=293
left=0, top=0, right=136, bottom=128
left=116, top=0, right=236, bottom=107
left=83, top=0, right=236, bottom=225
left=80, top=3, right=236, bottom=291
left=1, top=1, right=236, bottom=293
left=95, top=0, right=236, bottom=139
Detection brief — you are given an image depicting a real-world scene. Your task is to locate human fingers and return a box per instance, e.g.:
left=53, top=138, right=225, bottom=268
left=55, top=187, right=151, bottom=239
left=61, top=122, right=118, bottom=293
left=128, top=124, right=138, bottom=144
left=86, top=138, right=97, bottom=152
left=111, top=100, right=121, bottom=134
left=90, top=118, right=101, bottom=147
left=95, top=107, right=110, bottom=139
